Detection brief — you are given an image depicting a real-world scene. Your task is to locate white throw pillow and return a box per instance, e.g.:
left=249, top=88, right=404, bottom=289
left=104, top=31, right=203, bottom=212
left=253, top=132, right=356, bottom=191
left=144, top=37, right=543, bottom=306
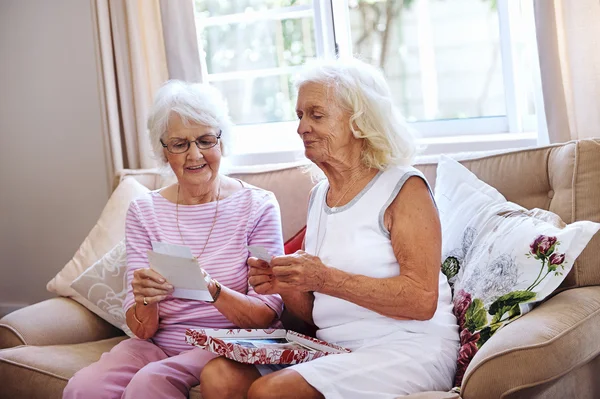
left=46, top=178, right=149, bottom=298
left=70, top=240, right=134, bottom=337
left=435, top=155, right=600, bottom=387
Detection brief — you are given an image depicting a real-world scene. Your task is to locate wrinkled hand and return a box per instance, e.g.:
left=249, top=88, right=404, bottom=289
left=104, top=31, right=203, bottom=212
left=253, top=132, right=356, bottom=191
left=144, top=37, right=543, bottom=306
left=249, top=251, right=328, bottom=294
left=132, top=268, right=174, bottom=306
left=248, top=257, right=279, bottom=295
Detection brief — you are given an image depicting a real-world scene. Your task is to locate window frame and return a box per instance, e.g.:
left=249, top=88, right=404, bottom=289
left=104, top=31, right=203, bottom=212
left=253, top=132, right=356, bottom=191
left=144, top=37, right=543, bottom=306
left=193, top=0, right=544, bottom=164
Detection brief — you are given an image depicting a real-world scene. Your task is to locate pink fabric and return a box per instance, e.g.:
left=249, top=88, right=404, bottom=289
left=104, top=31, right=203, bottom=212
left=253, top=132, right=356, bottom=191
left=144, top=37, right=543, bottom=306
left=124, top=187, right=284, bottom=355
left=63, top=338, right=216, bottom=399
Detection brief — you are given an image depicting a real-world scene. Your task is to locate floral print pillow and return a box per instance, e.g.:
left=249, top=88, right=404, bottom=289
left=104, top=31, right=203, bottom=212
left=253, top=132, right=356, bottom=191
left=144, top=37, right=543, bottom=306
left=435, top=156, right=600, bottom=389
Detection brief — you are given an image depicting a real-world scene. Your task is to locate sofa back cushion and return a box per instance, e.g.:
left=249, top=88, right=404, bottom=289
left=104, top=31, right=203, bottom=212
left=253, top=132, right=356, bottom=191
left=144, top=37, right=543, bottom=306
left=415, top=139, right=600, bottom=290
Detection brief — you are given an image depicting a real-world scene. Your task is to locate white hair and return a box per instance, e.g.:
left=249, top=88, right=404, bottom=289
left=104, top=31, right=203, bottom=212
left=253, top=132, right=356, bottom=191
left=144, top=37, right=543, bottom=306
left=294, top=58, right=418, bottom=169
left=147, top=80, right=233, bottom=165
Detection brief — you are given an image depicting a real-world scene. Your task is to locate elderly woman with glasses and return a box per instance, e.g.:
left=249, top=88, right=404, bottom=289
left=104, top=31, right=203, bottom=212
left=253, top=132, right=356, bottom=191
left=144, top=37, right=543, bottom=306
left=63, top=81, right=285, bottom=399
left=199, top=58, right=460, bottom=399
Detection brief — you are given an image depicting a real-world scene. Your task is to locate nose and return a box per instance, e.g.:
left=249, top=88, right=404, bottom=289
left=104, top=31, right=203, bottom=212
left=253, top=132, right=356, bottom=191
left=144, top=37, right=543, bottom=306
left=297, top=116, right=310, bottom=136
left=186, top=142, right=204, bottom=161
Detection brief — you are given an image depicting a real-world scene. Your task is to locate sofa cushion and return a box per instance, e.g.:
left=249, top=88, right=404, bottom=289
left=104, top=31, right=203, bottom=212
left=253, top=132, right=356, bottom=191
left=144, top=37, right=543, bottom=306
left=415, top=139, right=600, bottom=290
left=0, top=337, right=126, bottom=398
left=0, top=337, right=209, bottom=399
left=0, top=337, right=207, bottom=399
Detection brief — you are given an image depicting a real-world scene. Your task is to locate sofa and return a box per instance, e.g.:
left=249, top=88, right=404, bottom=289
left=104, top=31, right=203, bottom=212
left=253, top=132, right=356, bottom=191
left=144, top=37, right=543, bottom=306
left=1, top=139, right=600, bottom=399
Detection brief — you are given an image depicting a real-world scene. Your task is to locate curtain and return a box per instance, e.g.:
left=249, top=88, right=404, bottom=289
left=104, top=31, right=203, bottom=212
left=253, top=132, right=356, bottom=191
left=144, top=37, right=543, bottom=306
left=94, top=0, right=168, bottom=173
left=159, top=0, right=204, bottom=83
left=534, top=0, right=600, bottom=143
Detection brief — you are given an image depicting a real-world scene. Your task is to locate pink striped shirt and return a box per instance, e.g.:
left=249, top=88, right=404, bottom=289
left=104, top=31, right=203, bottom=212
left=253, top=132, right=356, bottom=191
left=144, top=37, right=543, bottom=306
left=124, top=185, right=284, bottom=356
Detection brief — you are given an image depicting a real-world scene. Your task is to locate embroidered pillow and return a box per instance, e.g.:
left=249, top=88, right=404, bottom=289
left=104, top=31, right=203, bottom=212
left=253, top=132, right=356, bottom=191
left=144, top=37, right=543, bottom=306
left=435, top=155, right=600, bottom=388
left=70, top=240, right=134, bottom=337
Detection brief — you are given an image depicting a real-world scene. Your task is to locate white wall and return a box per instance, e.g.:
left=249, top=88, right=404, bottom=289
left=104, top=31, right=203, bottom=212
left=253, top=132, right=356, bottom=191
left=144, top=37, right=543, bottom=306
left=0, top=0, right=110, bottom=315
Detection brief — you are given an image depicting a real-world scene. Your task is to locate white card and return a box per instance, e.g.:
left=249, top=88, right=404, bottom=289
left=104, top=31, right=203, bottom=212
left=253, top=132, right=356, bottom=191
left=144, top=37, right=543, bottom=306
left=151, top=241, right=194, bottom=258
left=247, top=245, right=272, bottom=262
left=146, top=250, right=213, bottom=302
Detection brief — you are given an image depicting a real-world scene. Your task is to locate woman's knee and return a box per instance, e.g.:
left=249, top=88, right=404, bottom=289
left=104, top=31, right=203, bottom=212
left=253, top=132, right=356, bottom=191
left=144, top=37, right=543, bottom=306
left=248, top=370, right=323, bottom=399
left=201, top=357, right=259, bottom=399
left=63, top=367, right=109, bottom=399
left=248, top=376, right=278, bottom=399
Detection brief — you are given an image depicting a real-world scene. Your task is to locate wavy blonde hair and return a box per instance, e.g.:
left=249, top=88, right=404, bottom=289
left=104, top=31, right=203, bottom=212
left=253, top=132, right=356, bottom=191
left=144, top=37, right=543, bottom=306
left=294, top=58, right=417, bottom=169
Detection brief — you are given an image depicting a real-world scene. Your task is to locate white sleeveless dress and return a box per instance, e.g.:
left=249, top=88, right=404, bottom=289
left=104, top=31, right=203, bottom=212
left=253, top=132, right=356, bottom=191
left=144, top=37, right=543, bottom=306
left=288, top=165, right=460, bottom=399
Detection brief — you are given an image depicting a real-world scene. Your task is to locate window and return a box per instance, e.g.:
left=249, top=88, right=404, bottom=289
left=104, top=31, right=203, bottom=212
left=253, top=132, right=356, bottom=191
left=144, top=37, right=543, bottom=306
left=193, top=0, right=543, bottom=161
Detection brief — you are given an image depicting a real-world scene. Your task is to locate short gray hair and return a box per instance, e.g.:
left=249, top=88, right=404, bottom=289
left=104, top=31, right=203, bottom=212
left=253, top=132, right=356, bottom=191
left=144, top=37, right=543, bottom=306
left=294, top=58, right=417, bottom=169
left=147, top=80, right=233, bottom=165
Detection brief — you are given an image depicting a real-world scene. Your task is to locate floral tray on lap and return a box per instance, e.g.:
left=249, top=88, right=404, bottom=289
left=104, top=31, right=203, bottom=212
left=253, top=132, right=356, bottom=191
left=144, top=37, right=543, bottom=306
left=185, top=328, right=351, bottom=364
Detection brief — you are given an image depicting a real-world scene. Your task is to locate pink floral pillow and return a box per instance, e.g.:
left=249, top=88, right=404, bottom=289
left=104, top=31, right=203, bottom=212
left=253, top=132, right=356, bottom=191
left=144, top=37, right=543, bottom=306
left=436, top=156, right=600, bottom=389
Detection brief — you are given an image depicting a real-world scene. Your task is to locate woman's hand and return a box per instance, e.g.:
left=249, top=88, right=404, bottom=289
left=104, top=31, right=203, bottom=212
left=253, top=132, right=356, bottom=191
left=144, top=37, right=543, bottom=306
left=248, top=257, right=278, bottom=295
left=269, top=251, right=328, bottom=293
left=132, top=268, right=174, bottom=306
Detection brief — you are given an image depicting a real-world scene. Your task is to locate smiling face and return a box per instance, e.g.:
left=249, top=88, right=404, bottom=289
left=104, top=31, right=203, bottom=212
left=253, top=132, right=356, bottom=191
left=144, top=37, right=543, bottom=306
left=163, top=113, right=221, bottom=188
left=295, top=82, right=356, bottom=164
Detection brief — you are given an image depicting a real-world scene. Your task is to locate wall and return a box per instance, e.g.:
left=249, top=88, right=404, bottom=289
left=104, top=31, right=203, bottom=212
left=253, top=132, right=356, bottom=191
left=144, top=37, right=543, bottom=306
left=0, top=0, right=110, bottom=316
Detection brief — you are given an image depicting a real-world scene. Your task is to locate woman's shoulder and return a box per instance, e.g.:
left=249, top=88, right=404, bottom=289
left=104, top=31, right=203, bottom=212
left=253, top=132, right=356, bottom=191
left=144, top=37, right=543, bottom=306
left=380, top=164, right=427, bottom=186
left=127, top=190, right=166, bottom=215
left=233, top=180, right=277, bottom=202
left=244, top=183, right=277, bottom=205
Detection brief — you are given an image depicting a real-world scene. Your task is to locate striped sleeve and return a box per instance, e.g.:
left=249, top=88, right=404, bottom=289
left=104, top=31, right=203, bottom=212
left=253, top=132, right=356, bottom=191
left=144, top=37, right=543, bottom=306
left=246, top=191, right=285, bottom=318
left=123, top=199, right=152, bottom=313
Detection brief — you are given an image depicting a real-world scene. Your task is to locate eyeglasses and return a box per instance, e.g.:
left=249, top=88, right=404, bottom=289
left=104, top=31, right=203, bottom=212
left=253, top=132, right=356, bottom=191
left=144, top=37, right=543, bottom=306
left=160, top=131, right=221, bottom=154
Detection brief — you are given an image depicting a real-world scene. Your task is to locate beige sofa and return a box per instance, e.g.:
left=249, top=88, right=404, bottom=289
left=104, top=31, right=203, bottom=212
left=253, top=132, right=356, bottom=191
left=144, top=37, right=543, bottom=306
left=1, top=139, right=600, bottom=399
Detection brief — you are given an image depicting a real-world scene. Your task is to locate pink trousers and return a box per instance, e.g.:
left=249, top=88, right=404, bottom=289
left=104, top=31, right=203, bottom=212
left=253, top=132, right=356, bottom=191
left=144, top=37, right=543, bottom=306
left=62, top=338, right=217, bottom=399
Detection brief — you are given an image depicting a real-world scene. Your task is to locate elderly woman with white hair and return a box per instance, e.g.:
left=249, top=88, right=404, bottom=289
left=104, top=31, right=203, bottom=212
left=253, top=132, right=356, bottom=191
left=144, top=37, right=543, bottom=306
left=199, top=58, right=460, bottom=399
left=63, top=81, right=284, bottom=399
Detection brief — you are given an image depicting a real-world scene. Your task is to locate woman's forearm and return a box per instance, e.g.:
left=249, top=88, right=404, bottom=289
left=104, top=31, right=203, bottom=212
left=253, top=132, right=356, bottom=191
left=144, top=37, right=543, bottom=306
left=280, top=291, right=315, bottom=325
left=319, top=267, right=437, bottom=321
left=212, top=284, right=277, bottom=328
left=126, top=303, right=159, bottom=339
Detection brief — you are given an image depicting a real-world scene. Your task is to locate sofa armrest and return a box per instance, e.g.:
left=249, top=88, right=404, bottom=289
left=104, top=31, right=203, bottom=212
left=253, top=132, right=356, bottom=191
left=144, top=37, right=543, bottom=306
left=461, top=286, right=600, bottom=399
left=0, top=297, right=124, bottom=349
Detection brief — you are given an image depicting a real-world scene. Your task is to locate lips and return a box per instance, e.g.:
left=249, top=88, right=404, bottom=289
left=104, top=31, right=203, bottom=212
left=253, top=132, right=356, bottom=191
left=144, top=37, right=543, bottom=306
left=186, top=164, right=206, bottom=170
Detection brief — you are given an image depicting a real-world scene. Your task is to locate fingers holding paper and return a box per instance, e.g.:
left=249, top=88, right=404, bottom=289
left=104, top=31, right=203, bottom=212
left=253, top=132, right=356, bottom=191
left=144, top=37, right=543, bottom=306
left=132, top=268, right=174, bottom=305
left=270, top=251, right=328, bottom=292
left=248, top=251, right=328, bottom=294
left=247, top=256, right=277, bottom=295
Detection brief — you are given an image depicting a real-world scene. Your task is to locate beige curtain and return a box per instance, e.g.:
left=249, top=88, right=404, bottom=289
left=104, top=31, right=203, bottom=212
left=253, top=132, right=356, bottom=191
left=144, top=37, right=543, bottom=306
left=534, top=0, right=600, bottom=143
left=94, top=0, right=168, bottom=173
left=159, top=0, right=204, bottom=83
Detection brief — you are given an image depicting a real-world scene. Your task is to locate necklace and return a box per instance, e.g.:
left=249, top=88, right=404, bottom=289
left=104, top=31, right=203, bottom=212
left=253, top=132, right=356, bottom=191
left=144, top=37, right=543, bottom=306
left=314, top=174, right=363, bottom=257
left=176, top=179, right=221, bottom=262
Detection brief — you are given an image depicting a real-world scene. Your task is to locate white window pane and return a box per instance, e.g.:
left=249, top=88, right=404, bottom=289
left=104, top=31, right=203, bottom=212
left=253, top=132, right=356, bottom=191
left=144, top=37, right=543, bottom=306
left=211, top=74, right=297, bottom=124
left=195, top=0, right=311, bottom=18
left=202, top=17, right=316, bottom=74
left=348, top=0, right=506, bottom=121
